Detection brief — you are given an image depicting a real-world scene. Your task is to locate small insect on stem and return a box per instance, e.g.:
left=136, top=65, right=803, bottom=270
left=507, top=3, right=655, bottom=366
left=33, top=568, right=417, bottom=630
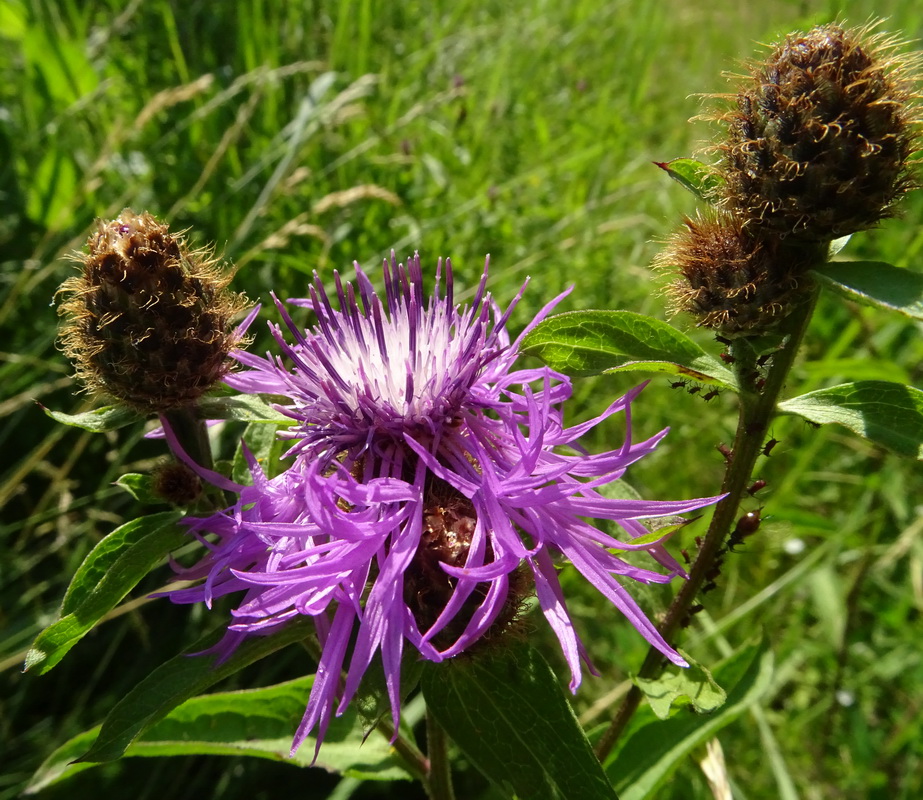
left=719, top=352, right=735, bottom=364
left=717, top=443, right=733, bottom=463
left=670, top=379, right=688, bottom=389
left=688, top=385, right=702, bottom=396
left=703, top=389, right=720, bottom=402
left=762, top=438, right=779, bottom=457
left=747, top=479, right=767, bottom=496
left=729, top=508, right=762, bottom=551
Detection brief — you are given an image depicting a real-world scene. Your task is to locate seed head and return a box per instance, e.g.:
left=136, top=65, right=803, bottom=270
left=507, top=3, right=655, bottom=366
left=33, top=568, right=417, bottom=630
left=718, top=23, right=920, bottom=240
left=658, top=213, right=818, bottom=333
left=57, top=210, right=249, bottom=412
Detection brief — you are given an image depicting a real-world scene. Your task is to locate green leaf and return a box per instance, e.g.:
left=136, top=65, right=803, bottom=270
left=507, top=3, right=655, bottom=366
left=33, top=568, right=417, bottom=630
left=603, top=359, right=735, bottom=388
left=24, top=512, right=185, bottom=674
left=422, top=643, right=618, bottom=800
left=635, top=651, right=726, bottom=719
left=521, top=310, right=736, bottom=389
left=196, top=394, right=290, bottom=423
left=811, top=261, right=923, bottom=321
left=606, top=639, right=773, bottom=800
left=78, top=618, right=318, bottom=763
left=114, top=473, right=161, bottom=505
left=232, top=422, right=290, bottom=484
left=778, top=381, right=923, bottom=459
left=653, top=158, right=724, bottom=203
left=26, top=677, right=410, bottom=793
left=40, top=403, right=144, bottom=432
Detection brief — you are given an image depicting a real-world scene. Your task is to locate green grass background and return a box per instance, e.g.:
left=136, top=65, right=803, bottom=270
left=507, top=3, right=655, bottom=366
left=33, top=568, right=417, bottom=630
left=2, top=0, right=922, bottom=797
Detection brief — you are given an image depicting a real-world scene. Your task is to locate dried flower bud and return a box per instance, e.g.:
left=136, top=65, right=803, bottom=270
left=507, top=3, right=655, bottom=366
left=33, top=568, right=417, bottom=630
left=718, top=23, right=920, bottom=240
left=58, top=210, right=249, bottom=412
left=658, top=213, right=819, bottom=333
left=403, top=477, right=531, bottom=651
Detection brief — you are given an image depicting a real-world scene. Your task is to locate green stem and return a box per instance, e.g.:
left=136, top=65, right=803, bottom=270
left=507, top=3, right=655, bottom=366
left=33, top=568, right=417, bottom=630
left=376, top=713, right=432, bottom=789
left=161, top=406, right=230, bottom=508
left=595, top=281, right=820, bottom=762
left=162, top=407, right=215, bottom=472
left=425, top=710, right=456, bottom=800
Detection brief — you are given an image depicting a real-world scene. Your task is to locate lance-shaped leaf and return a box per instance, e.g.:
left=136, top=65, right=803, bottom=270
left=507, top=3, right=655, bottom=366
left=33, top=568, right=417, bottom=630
left=26, top=677, right=411, bottom=793
left=24, top=512, right=185, bottom=675
left=521, top=310, right=737, bottom=389
left=779, top=381, right=923, bottom=459
left=77, top=618, right=318, bottom=762
left=422, top=642, right=618, bottom=800
left=39, top=402, right=144, bottom=432
left=653, top=158, right=725, bottom=203
left=811, top=261, right=923, bottom=321
left=196, top=393, right=290, bottom=423
left=606, top=639, right=773, bottom=800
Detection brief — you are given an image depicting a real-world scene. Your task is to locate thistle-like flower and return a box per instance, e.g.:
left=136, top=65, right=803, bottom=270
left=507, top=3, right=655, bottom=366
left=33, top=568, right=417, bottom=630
left=57, top=210, right=248, bottom=412
left=166, top=254, right=721, bottom=755
left=718, top=23, right=920, bottom=240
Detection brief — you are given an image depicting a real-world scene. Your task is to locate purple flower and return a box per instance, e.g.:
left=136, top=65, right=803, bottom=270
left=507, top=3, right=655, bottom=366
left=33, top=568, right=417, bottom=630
left=167, top=253, right=720, bottom=756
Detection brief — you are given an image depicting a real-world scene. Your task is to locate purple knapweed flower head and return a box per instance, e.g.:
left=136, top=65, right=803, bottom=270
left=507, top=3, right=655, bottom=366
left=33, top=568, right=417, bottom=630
left=166, top=253, right=721, bottom=757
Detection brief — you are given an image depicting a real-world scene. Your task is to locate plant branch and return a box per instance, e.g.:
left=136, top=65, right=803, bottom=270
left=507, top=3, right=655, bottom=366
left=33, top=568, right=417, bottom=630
left=595, top=280, right=821, bottom=762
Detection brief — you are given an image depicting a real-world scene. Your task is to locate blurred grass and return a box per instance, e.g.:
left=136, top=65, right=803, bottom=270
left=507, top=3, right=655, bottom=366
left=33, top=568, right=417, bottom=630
left=1, top=0, right=922, bottom=798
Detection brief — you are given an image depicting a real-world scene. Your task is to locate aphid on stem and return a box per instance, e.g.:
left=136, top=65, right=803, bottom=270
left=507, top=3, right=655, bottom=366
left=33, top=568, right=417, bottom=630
left=729, top=508, right=762, bottom=551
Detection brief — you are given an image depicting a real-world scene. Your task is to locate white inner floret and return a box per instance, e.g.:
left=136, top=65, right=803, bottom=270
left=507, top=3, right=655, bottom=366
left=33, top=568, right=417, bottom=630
left=315, top=288, right=481, bottom=428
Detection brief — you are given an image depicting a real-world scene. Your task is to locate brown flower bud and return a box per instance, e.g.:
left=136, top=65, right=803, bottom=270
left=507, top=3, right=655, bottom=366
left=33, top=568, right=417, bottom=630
left=658, top=213, right=818, bottom=333
left=58, top=210, right=248, bottom=412
left=718, top=24, right=920, bottom=240
left=152, top=460, right=203, bottom=506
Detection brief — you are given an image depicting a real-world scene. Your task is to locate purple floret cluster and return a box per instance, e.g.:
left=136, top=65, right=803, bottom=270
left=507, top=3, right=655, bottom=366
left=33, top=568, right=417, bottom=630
left=166, top=253, right=720, bottom=755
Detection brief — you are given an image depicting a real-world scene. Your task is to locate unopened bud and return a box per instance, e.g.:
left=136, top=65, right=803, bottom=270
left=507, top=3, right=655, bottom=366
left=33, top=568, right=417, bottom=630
left=58, top=210, right=248, bottom=412
left=718, top=24, right=920, bottom=240
left=658, top=213, right=818, bottom=333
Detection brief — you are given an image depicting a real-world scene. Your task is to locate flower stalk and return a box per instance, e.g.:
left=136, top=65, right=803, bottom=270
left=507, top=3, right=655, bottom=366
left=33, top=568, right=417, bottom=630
left=595, top=279, right=821, bottom=760
left=425, top=711, right=456, bottom=800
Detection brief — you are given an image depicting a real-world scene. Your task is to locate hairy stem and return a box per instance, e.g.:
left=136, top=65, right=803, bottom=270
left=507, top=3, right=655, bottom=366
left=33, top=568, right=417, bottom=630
left=595, top=280, right=820, bottom=761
